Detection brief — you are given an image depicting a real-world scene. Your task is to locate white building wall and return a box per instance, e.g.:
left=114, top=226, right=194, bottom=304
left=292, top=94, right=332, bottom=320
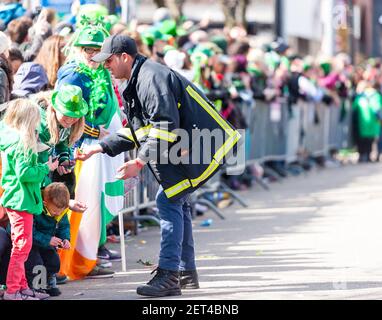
left=283, top=0, right=336, bottom=56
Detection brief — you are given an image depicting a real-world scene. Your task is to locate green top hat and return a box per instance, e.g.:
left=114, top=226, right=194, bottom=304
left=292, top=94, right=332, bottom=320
left=74, top=26, right=106, bottom=48
left=52, top=85, right=89, bottom=119
left=76, top=4, right=109, bottom=28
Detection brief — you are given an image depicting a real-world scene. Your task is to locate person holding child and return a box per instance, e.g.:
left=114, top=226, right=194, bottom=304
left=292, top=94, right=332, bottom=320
left=0, top=99, right=58, bottom=300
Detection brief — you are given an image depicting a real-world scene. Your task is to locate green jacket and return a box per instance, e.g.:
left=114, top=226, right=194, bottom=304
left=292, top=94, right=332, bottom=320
left=0, top=122, right=49, bottom=215
left=37, top=108, right=72, bottom=187
left=33, top=206, right=70, bottom=248
left=353, top=89, right=382, bottom=138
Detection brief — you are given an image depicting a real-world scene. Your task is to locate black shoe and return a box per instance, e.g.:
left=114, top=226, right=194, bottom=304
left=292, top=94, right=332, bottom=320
left=136, top=268, right=181, bottom=297
left=97, top=245, right=121, bottom=261
left=180, top=270, right=200, bottom=289
left=46, top=287, right=61, bottom=297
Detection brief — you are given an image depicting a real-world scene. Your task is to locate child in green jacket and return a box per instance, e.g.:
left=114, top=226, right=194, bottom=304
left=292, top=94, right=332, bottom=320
left=0, top=99, right=58, bottom=300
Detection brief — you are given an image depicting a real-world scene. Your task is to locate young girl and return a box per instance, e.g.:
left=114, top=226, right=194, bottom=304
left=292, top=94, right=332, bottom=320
left=0, top=99, right=58, bottom=300
left=34, top=87, right=86, bottom=198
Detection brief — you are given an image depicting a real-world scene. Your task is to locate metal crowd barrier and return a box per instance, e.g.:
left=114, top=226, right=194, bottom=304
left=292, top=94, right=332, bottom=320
left=301, top=101, right=330, bottom=157
left=245, top=98, right=354, bottom=166
left=327, top=99, right=354, bottom=151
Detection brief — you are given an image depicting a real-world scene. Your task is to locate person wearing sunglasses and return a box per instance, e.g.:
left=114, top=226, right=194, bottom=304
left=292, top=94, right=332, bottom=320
left=54, top=17, right=125, bottom=280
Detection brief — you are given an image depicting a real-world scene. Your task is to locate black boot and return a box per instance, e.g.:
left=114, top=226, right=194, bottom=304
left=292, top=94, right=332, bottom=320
left=136, top=268, right=181, bottom=297
left=46, top=275, right=61, bottom=297
left=180, top=270, right=200, bottom=289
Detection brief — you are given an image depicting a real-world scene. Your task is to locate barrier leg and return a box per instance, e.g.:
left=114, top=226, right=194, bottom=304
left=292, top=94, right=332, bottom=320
left=254, top=176, right=270, bottom=190
left=118, top=211, right=127, bottom=272
left=196, top=199, right=226, bottom=220
left=219, top=182, right=249, bottom=207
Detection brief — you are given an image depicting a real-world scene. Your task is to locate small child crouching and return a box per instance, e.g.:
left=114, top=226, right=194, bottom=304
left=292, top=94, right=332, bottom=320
left=25, top=182, right=71, bottom=297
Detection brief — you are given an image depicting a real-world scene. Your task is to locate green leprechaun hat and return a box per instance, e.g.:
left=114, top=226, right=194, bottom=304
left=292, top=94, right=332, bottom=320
left=74, top=25, right=106, bottom=48
left=52, top=84, right=89, bottom=118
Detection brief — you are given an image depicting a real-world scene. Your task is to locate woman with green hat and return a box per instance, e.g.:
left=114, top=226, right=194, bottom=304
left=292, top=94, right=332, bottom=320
left=35, top=84, right=87, bottom=190
left=55, top=17, right=124, bottom=280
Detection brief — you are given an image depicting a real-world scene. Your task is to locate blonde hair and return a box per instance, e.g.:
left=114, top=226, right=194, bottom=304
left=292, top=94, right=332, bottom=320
left=34, top=91, right=85, bottom=146
left=34, top=35, right=66, bottom=88
left=3, top=98, right=40, bottom=157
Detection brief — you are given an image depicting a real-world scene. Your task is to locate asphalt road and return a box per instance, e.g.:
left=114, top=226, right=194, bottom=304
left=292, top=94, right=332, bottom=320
left=55, top=162, right=382, bottom=300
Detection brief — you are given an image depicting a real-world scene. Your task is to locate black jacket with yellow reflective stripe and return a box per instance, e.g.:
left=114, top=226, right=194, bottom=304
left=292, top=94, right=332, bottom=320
left=100, top=54, right=241, bottom=201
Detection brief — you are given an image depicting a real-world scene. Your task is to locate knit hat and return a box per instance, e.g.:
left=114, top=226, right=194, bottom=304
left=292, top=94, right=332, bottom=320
left=12, top=62, right=49, bottom=97
left=164, top=49, right=186, bottom=70
left=0, top=31, right=11, bottom=55
left=210, top=35, right=228, bottom=53
left=52, top=84, right=88, bottom=118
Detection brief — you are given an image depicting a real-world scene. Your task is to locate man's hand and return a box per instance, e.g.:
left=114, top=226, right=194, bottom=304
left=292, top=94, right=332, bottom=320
left=50, top=237, right=63, bottom=248
left=115, top=159, right=145, bottom=180
left=69, top=200, right=87, bottom=213
left=74, top=145, right=103, bottom=161
left=61, top=239, right=71, bottom=250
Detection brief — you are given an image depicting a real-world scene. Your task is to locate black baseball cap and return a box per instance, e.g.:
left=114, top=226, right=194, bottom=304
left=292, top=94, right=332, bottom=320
left=92, top=34, right=138, bottom=63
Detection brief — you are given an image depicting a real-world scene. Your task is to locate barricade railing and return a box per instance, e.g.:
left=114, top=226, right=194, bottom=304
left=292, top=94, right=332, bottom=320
left=1, top=94, right=356, bottom=273
left=328, top=99, right=354, bottom=151
left=245, top=98, right=354, bottom=166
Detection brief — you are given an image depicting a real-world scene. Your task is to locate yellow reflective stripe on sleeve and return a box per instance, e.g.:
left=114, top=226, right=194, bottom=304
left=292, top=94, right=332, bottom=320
left=149, top=128, right=177, bottom=142
left=117, top=125, right=153, bottom=143
left=164, top=179, right=192, bottom=198
left=163, top=87, right=242, bottom=199
left=214, top=131, right=241, bottom=163
left=186, top=85, right=233, bottom=136
left=136, top=125, right=153, bottom=140
left=190, top=160, right=220, bottom=187
left=164, top=129, right=239, bottom=197
left=117, top=128, right=135, bottom=141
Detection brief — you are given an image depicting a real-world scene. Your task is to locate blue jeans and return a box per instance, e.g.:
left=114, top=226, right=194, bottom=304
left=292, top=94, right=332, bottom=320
left=156, top=188, right=196, bottom=272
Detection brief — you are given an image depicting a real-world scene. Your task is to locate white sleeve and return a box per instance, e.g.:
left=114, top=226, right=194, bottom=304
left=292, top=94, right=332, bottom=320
left=298, top=76, right=324, bottom=102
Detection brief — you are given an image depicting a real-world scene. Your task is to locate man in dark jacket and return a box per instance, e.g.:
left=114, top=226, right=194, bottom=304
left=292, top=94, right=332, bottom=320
left=76, top=35, right=241, bottom=297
